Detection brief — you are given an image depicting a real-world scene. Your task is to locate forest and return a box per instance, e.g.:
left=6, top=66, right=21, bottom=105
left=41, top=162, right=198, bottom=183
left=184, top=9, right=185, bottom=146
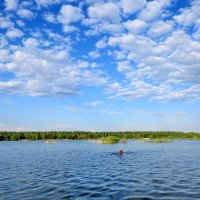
left=0, top=131, right=200, bottom=141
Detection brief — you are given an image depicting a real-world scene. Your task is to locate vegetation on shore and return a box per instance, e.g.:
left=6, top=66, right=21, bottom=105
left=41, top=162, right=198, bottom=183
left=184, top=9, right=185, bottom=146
left=0, top=131, right=200, bottom=141
left=100, top=136, right=120, bottom=144
left=141, top=138, right=174, bottom=143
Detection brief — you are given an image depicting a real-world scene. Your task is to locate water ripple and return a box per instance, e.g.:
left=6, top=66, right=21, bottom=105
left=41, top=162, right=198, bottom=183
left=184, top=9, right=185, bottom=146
left=1, top=140, right=200, bottom=199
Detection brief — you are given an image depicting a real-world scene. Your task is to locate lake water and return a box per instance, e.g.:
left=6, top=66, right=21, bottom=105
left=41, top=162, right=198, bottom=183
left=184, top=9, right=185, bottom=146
left=0, top=140, right=200, bottom=200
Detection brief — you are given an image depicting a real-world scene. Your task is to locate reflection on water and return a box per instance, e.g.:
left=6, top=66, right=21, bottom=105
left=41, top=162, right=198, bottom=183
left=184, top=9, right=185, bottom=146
left=1, top=140, right=200, bottom=199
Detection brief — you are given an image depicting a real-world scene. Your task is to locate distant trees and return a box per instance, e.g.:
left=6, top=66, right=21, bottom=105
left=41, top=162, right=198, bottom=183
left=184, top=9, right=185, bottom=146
left=0, top=131, right=200, bottom=141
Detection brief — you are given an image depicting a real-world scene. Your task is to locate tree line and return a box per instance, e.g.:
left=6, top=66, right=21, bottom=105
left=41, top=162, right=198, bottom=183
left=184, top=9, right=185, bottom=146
left=0, top=131, right=200, bottom=141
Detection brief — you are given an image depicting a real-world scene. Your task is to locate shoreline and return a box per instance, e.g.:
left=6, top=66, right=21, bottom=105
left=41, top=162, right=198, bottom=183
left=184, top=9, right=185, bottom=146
left=1, top=131, right=200, bottom=142
left=1, top=138, right=200, bottom=144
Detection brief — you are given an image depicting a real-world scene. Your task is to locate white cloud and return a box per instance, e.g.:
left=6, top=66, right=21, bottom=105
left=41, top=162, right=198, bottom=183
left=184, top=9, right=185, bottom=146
left=84, top=29, right=99, bottom=36
left=43, top=13, right=56, bottom=23
left=108, top=27, right=200, bottom=101
left=35, top=0, right=62, bottom=7
left=173, top=1, right=200, bottom=27
left=88, top=2, right=121, bottom=23
left=174, top=9, right=196, bottom=27
left=85, top=22, right=123, bottom=36
left=148, top=20, right=173, bottom=37
left=112, top=50, right=127, bottom=60
left=95, top=37, right=107, bottom=49
left=0, top=49, right=10, bottom=62
left=88, top=51, right=100, bottom=59
left=1, top=38, right=80, bottom=96
left=117, top=61, right=131, bottom=72
left=0, top=17, right=14, bottom=29
left=100, top=22, right=123, bottom=34
left=139, top=0, right=172, bottom=21
left=109, top=79, right=159, bottom=101
left=121, top=0, right=146, bottom=14
left=0, top=81, right=21, bottom=96
left=1, top=0, right=200, bottom=104
left=0, top=34, right=8, bottom=48
left=86, top=0, right=105, bottom=4
left=4, top=0, right=19, bottom=11
left=124, top=19, right=148, bottom=34
left=109, top=34, right=154, bottom=60
left=63, top=25, right=79, bottom=33
left=83, top=101, right=104, bottom=106
left=91, top=62, right=98, bottom=68
left=58, top=5, right=83, bottom=24
left=193, top=28, right=200, bottom=40
left=43, top=30, right=71, bottom=43
left=17, top=9, right=35, bottom=19
left=20, top=1, right=34, bottom=8
left=65, top=105, right=121, bottom=115
left=153, top=84, right=200, bottom=102
left=1, top=38, right=116, bottom=97
left=6, top=28, right=24, bottom=39
left=16, top=20, right=25, bottom=27
left=129, top=107, right=164, bottom=116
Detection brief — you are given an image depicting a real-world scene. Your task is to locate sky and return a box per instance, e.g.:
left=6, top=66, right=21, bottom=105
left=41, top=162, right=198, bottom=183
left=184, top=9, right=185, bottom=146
left=0, top=0, right=200, bottom=132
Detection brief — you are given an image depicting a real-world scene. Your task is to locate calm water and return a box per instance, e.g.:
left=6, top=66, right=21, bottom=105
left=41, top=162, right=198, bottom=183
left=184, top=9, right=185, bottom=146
left=0, top=140, right=200, bottom=200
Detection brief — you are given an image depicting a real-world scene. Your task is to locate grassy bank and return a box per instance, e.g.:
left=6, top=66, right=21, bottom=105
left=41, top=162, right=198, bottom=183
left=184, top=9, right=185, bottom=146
left=0, top=131, right=200, bottom=141
left=100, top=136, right=120, bottom=144
left=140, top=138, right=174, bottom=143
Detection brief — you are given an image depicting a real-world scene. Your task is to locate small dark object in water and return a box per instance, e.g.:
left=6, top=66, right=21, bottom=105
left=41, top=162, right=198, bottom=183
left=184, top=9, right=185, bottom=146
left=119, top=149, right=123, bottom=155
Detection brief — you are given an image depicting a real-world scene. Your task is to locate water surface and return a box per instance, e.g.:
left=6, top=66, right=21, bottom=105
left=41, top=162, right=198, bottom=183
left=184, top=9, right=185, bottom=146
left=0, top=140, right=200, bottom=199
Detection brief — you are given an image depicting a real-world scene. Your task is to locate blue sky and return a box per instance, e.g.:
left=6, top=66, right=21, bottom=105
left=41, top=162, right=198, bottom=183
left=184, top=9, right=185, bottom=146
left=0, top=0, right=200, bottom=132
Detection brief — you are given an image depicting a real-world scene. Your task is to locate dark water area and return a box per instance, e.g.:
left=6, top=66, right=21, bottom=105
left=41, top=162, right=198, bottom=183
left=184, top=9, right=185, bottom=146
left=0, top=140, right=200, bottom=200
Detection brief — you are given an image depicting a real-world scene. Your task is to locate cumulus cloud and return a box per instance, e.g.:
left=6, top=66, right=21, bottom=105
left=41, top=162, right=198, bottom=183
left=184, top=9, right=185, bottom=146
left=2, top=38, right=80, bottom=96
left=16, top=20, right=25, bottom=27
left=58, top=5, right=83, bottom=24
left=1, top=0, right=200, bottom=133
left=6, top=28, right=24, bottom=39
left=43, top=13, right=56, bottom=23
left=87, top=2, right=121, bottom=23
left=0, top=17, right=14, bottom=29
left=0, top=49, right=10, bottom=62
left=4, top=0, right=19, bottom=11
left=108, top=34, right=154, bottom=61
left=117, top=61, right=131, bottom=72
left=109, top=78, right=160, bottom=101
left=0, top=38, right=117, bottom=97
left=17, top=9, right=35, bottom=19
left=95, top=37, right=107, bottom=49
left=108, top=26, right=200, bottom=101
left=139, top=0, right=172, bottom=21
left=34, top=0, right=62, bottom=7
left=63, top=25, right=79, bottom=33
left=121, top=0, right=146, bottom=14
left=0, top=0, right=200, bottom=103
left=88, top=51, right=100, bottom=59
left=148, top=20, right=173, bottom=37
left=85, top=21, right=123, bottom=36
left=124, top=19, right=148, bottom=34
left=0, top=34, right=8, bottom=48
left=173, top=0, right=200, bottom=27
